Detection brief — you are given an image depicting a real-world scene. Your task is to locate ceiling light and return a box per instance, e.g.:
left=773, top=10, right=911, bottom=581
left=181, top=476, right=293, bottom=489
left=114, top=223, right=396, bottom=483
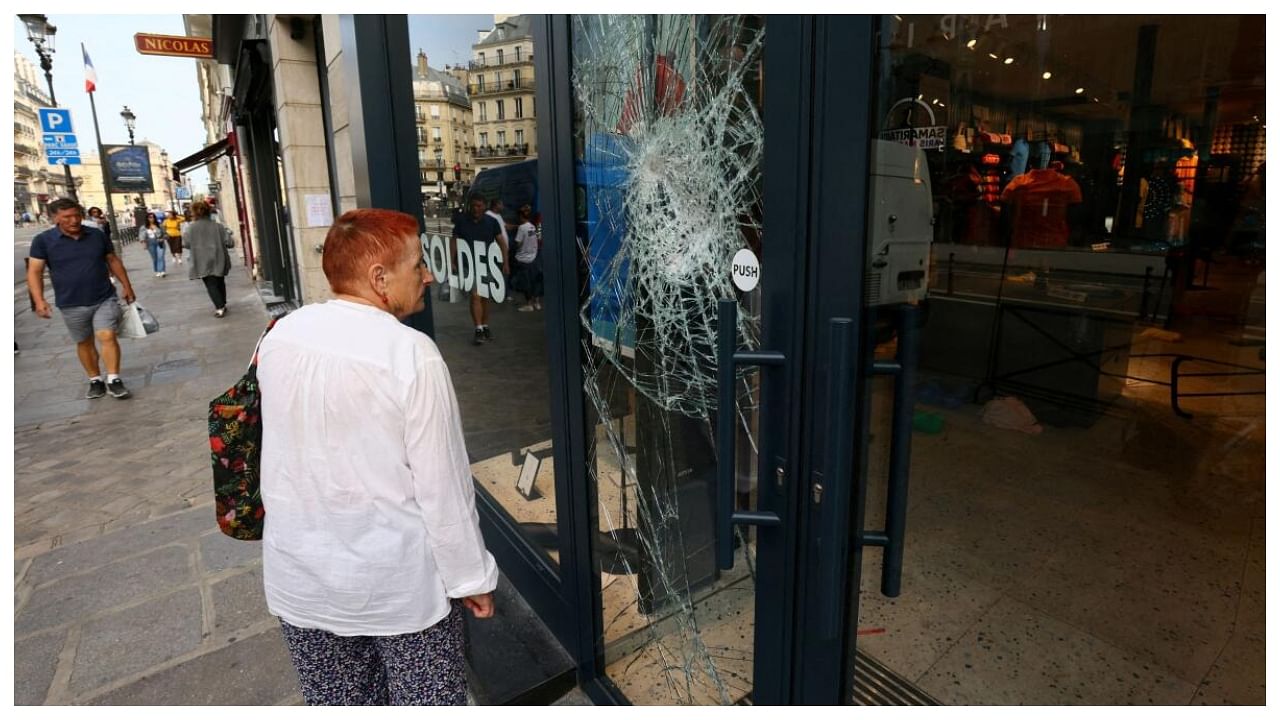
left=1004, top=57, right=1014, bottom=65
left=938, top=102, right=946, bottom=107
left=966, top=39, right=977, bottom=49
left=1075, top=87, right=1085, bottom=94
left=988, top=53, right=999, bottom=60
left=1043, top=71, right=1052, bottom=80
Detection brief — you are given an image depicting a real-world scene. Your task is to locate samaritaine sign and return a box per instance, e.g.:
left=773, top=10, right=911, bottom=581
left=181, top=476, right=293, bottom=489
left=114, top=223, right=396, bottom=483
left=134, top=33, right=213, bottom=59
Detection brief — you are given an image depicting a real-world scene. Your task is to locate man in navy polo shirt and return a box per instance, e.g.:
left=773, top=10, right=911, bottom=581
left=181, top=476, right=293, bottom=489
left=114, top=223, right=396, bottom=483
left=451, top=194, right=509, bottom=346
left=27, top=198, right=138, bottom=399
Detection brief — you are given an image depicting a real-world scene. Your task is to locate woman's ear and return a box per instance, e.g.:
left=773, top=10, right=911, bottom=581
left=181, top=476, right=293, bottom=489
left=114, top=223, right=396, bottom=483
left=367, top=262, right=387, bottom=291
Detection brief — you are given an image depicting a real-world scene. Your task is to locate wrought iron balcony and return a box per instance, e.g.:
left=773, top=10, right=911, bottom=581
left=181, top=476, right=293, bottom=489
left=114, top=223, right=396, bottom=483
left=474, top=143, right=530, bottom=159
left=467, top=53, right=533, bottom=70
left=468, top=78, right=536, bottom=96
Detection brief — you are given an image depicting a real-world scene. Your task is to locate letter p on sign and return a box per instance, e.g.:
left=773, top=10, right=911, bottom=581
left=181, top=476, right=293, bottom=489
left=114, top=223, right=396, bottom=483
left=38, top=108, right=73, bottom=134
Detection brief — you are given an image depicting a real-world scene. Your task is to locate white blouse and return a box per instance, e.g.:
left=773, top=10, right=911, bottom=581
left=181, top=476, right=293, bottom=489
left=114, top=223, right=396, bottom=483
left=257, top=299, right=497, bottom=636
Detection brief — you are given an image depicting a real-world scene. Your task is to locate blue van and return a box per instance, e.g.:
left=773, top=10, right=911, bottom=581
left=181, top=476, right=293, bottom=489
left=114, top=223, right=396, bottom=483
left=467, top=159, right=539, bottom=229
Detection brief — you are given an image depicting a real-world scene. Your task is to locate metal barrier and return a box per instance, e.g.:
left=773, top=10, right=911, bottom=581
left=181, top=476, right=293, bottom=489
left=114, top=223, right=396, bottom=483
left=1129, top=353, right=1266, bottom=419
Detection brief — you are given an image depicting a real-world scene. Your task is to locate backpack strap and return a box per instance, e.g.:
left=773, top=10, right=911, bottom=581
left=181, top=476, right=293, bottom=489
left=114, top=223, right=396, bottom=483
left=248, top=317, right=280, bottom=371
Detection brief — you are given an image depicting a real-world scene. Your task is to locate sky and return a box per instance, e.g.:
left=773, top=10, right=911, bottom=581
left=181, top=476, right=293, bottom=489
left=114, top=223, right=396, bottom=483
left=10, top=13, right=498, bottom=196
left=408, top=15, right=494, bottom=70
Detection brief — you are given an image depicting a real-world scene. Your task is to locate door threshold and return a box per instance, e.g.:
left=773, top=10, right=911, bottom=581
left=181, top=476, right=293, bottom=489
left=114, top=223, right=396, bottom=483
left=852, top=650, right=940, bottom=705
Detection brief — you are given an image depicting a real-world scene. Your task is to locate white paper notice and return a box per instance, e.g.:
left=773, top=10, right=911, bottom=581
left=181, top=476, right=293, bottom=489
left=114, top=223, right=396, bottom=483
left=304, top=194, right=333, bottom=228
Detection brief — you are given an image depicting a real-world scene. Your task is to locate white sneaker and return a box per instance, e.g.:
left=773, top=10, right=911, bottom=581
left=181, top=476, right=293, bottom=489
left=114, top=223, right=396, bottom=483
left=518, top=304, right=535, bottom=312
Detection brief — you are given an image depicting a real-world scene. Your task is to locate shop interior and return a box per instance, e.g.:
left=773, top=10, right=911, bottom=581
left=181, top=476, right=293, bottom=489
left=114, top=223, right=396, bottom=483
left=856, top=14, right=1264, bottom=705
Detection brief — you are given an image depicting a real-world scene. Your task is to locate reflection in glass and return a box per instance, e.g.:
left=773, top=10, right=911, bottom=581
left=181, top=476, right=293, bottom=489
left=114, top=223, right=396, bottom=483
left=412, top=15, right=561, bottom=568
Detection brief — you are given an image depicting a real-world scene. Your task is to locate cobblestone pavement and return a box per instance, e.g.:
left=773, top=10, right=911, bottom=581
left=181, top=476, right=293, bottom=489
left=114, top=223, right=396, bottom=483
left=12, top=242, right=304, bottom=705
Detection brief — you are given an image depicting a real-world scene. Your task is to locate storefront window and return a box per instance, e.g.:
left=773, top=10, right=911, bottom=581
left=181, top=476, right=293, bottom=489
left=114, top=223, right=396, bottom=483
left=855, top=15, right=1264, bottom=704
left=571, top=14, right=766, bottom=705
left=410, top=16, right=560, bottom=571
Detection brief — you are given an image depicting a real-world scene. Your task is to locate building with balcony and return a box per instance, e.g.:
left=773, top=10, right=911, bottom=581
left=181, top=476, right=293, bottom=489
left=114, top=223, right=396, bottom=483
left=468, top=14, right=537, bottom=172
left=13, top=52, right=63, bottom=217
left=413, top=50, right=474, bottom=206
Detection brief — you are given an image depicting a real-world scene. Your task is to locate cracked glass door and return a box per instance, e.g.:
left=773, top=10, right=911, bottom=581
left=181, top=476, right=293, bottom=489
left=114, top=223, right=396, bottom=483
left=569, top=15, right=776, bottom=704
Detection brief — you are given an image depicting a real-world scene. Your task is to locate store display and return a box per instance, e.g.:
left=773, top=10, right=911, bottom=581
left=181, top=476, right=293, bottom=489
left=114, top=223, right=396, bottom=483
left=1000, top=167, right=1083, bottom=248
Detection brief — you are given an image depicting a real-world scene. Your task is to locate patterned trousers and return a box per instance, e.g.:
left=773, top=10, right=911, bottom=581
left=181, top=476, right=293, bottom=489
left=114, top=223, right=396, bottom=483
left=278, top=601, right=467, bottom=705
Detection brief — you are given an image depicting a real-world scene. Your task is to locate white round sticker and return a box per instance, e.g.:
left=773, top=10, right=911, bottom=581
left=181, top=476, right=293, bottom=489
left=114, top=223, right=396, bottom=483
left=731, top=248, right=760, bottom=292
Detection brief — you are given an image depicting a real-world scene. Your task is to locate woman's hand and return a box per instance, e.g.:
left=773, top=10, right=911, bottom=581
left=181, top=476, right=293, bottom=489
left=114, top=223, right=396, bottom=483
left=462, top=593, right=495, bottom=618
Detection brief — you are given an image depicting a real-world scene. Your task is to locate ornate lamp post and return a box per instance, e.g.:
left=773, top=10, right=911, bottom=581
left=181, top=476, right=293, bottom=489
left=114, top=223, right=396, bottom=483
left=120, top=105, right=148, bottom=218
left=19, top=14, right=77, bottom=202
left=120, top=105, right=136, bottom=144
left=161, top=150, right=175, bottom=212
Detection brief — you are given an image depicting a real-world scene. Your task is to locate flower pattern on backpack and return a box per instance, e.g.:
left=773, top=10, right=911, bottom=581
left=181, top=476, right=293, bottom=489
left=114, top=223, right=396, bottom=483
left=210, top=319, right=277, bottom=540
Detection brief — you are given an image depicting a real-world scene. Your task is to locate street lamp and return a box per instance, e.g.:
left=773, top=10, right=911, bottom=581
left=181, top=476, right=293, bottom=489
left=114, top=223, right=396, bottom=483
left=120, top=106, right=136, bottom=145
left=120, top=105, right=146, bottom=213
left=435, top=149, right=445, bottom=204
left=19, top=14, right=77, bottom=203
left=161, top=150, right=175, bottom=212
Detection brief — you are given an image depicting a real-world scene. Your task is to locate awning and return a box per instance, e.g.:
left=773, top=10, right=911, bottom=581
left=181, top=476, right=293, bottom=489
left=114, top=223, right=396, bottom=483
left=173, top=137, right=231, bottom=174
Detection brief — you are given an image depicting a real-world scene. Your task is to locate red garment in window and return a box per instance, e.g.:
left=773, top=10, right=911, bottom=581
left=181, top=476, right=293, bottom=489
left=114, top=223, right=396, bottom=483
left=1000, top=169, right=1083, bottom=248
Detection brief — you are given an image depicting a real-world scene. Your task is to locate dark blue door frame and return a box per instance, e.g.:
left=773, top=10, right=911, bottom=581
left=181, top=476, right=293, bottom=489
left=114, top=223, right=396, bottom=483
left=790, top=15, right=877, bottom=705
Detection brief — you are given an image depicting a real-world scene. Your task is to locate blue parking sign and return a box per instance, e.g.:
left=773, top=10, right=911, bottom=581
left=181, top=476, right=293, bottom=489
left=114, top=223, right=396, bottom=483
left=38, top=107, right=75, bottom=134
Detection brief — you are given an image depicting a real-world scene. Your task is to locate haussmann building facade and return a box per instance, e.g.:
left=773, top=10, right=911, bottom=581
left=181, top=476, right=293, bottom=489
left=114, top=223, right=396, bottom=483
left=182, top=14, right=1265, bottom=706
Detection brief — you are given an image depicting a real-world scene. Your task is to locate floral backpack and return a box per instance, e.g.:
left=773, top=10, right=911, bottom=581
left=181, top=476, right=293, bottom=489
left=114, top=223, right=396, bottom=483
left=210, top=318, right=278, bottom=540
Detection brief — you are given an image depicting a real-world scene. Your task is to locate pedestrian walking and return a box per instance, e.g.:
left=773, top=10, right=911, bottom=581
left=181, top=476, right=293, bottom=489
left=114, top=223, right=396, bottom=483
left=257, top=208, right=497, bottom=706
left=26, top=198, right=135, bottom=399
left=485, top=198, right=511, bottom=253
left=141, top=212, right=167, bottom=277
left=512, top=205, right=543, bottom=311
left=163, top=209, right=185, bottom=264
left=184, top=201, right=234, bottom=317
left=85, top=206, right=113, bottom=247
left=452, top=194, right=508, bottom=345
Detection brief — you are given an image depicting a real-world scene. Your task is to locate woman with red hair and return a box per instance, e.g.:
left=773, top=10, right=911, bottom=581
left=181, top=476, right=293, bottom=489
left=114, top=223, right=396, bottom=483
left=256, top=208, right=497, bottom=705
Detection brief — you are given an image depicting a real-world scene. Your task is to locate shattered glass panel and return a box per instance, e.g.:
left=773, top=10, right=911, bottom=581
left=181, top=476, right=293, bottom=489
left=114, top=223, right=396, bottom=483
left=571, top=14, right=766, bottom=705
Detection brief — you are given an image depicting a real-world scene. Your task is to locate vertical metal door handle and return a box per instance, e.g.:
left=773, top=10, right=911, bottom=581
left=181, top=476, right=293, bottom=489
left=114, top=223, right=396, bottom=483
left=864, top=304, right=920, bottom=598
left=716, top=299, right=785, bottom=571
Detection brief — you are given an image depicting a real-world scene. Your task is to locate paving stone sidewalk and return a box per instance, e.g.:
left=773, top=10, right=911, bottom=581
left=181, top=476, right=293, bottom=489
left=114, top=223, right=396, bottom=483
left=11, top=243, right=301, bottom=705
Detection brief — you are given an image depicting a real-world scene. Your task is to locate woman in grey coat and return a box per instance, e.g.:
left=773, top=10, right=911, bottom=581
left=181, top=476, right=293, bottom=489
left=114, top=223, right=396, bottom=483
left=185, top=200, right=235, bottom=317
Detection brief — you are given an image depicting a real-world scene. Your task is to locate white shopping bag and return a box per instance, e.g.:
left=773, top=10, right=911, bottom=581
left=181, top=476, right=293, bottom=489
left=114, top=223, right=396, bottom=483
left=118, top=301, right=148, bottom=339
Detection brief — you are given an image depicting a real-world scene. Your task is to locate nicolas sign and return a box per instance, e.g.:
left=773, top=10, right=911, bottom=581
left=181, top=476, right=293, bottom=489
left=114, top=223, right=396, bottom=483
left=134, top=33, right=214, bottom=59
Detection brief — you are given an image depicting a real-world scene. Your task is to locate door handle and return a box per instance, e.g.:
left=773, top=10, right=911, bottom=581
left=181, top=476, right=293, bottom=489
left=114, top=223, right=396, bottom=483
left=860, top=304, right=921, bottom=598
left=716, top=299, right=785, bottom=571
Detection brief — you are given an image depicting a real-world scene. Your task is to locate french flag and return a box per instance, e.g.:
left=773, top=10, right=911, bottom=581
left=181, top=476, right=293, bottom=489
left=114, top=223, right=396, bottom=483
left=82, top=44, right=97, bottom=93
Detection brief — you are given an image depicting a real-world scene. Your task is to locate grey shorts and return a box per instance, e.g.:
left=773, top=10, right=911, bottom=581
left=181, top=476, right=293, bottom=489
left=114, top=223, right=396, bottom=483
left=60, top=298, right=122, bottom=343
